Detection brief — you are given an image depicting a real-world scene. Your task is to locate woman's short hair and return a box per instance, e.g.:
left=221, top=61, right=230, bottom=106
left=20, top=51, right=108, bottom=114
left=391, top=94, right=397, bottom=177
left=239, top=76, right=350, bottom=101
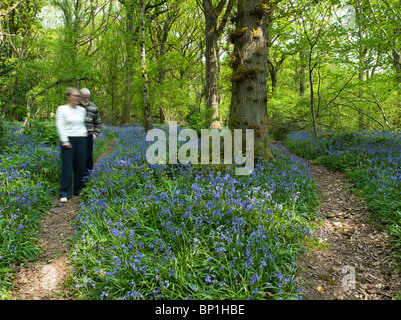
left=65, top=87, right=80, bottom=97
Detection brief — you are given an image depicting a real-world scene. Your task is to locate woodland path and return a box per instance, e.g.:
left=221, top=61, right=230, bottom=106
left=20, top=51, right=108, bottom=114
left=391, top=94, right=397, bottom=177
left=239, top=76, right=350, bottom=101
left=11, top=140, right=116, bottom=300
left=294, top=156, right=401, bottom=300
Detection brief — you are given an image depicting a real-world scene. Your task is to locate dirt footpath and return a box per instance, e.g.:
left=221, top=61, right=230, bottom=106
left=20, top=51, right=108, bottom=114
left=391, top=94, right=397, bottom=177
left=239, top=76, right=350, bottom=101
left=11, top=195, right=79, bottom=300
left=296, top=161, right=401, bottom=300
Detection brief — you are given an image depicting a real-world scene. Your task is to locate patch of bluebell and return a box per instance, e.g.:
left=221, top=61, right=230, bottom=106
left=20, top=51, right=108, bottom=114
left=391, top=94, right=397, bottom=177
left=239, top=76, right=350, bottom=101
left=71, top=125, right=319, bottom=300
left=286, top=130, right=401, bottom=223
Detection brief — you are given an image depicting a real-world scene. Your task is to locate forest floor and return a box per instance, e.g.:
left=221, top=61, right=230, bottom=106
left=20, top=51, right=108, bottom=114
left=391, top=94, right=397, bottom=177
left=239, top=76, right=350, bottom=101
left=294, top=158, right=401, bottom=300
left=11, top=196, right=79, bottom=300
left=10, top=139, right=116, bottom=300
left=9, top=140, right=401, bottom=300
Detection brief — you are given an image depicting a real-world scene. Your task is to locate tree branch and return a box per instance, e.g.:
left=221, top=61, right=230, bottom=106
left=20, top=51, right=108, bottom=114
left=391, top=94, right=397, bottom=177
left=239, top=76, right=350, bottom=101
left=28, top=77, right=94, bottom=108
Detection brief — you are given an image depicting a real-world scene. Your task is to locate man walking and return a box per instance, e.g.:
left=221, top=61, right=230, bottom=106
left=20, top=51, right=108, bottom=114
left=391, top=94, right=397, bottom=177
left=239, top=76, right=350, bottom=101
left=79, top=88, right=102, bottom=176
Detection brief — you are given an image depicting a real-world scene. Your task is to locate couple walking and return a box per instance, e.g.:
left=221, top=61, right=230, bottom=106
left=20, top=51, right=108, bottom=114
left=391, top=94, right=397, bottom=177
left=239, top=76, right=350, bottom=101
left=55, top=87, right=102, bottom=203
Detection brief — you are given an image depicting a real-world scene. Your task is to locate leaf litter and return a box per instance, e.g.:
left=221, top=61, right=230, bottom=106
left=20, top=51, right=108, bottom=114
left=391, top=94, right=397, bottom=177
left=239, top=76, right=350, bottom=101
left=295, top=161, right=401, bottom=300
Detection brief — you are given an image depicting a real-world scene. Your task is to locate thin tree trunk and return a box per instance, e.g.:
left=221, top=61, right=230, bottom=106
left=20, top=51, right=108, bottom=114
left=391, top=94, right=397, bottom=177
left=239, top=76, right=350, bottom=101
left=203, top=0, right=220, bottom=128
left=308, top=53, right=318, bottom=139
left=139, top=0, right=153, bottom=132
left=121, top=0, right=135, bottom=125
left=201, top=0, right=233, bottom=129
left=267, top=60, right=278, bottom=96
left=267, top=56, right=285, bottom=96
left=155, top=7, right=175, bottom=124
left=299, top=51, right=306, bottom=97
left=355, top=0, right=367, bottom=129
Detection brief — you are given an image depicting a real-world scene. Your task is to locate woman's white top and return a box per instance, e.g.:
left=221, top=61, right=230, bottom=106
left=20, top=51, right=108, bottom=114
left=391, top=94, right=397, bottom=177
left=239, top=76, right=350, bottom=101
left=56, top=104, right=88, bottom=142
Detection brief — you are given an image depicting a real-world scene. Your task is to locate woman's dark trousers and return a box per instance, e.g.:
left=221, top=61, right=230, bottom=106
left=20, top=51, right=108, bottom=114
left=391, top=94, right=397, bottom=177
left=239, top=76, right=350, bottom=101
left=60, top=137, right=87, bottom=199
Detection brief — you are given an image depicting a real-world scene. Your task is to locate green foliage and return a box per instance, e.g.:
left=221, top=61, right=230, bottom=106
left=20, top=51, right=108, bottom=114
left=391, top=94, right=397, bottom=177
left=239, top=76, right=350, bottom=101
left=269, top=112, right=305, bottom=141
left=187, top=108, right=217, bottom=134
left=0, top=1, right=45, bottom=120
left=0, top=119, right=8, bottom=148
left=21, top=119, right=59, bottom=146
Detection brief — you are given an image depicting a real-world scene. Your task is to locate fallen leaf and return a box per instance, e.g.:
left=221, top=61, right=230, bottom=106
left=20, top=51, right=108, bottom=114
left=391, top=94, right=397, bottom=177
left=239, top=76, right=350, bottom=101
left=317, top=286, right=324, bottom=292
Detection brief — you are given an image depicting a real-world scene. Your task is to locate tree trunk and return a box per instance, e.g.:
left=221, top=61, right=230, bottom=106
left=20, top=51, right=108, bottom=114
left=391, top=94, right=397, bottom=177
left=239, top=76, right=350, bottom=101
left=155, top=8, right=175, bottom=124
left=267, top=60, right=278, bottom=96
left=228, top=0, right=270, bottom=158
left=267, top=56, right=285, bottom=96
left=121, top=0, right=135, bottom=125
left=309, top=64, right=318, bottom=139
left=201, top=0, right=233, bottom=129
left=355, top=0, right=367, bottom=129
left=392, top=48, right=401, bottom=126
left=203, top=1, right=220, bottom=128
left=392, top=48, right=401, bottom=80
left=299, top=51, right=306, bottom=97
left=160, top=106, right=167, bottom=123
left=357, top=53, right=366, bottom=129
left=266, top=16, right=284, bottom=97
left=111, top=78, right=119, bottom=125
left=139, top=0, right=153, bottom=132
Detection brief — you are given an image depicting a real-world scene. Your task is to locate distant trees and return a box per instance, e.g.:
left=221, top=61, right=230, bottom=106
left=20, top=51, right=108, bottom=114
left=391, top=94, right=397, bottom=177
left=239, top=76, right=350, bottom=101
left=0, top=0, right=43, bottom=119
left=199, top=0, right=234, bottom=129
left=2, top=0, right=401, bottom=150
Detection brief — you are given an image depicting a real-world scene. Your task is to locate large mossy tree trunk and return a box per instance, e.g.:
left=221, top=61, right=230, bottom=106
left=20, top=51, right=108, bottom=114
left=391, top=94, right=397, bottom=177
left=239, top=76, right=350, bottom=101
left=228, top=0, right=270, bottom=159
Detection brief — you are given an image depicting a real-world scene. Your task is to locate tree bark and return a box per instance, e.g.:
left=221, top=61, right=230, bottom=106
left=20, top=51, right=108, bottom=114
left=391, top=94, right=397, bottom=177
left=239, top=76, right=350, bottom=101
left=267, top=55, right=285, bottom=96
left=201, top=0, right=233, bottom=129
left=308, top=59, right=318, bottom=139
left=355, top=0, right=367, bottom=129
left=392, top=48, right=401, bottom=78
left=228, top=0, right=270, bottom=158
left=139, top=0, right=153, bottom=132
left=121, top=0, right=135, bottom=125
left=299, top=51, right=306, bottom=97
left=204, top=2, right=220, bottom=128
left=153, top=4, right=178, bottom=124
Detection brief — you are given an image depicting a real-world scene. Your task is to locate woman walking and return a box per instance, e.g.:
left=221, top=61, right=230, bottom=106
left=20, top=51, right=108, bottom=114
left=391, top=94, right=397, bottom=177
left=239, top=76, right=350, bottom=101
left=56, top=87, right=88, bottom=203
